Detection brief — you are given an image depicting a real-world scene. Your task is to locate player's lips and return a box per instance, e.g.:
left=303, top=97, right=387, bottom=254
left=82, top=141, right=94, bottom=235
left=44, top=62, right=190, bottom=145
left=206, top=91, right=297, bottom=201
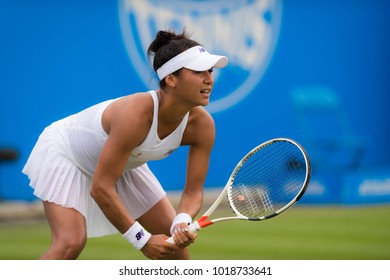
left=200, top=88, right=211, bottom=95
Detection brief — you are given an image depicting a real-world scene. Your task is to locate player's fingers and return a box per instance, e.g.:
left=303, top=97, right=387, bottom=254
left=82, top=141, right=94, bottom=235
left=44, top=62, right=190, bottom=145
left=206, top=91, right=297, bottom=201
left=173, top=228, right=186, bottom=242
left=172, top=229, right=188, bottom=247
left=173, top=228, right=195, bottom=248
left=159, top=243, right=176, bottom=259
left=157, top=249, right=175, bottom=260
left=184, top=227, right=197, bottom=241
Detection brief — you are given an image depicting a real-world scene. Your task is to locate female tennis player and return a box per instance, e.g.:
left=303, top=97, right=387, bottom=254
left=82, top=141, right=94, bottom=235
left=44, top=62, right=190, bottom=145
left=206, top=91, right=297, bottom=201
left=22, top=29, right=228, bottom=260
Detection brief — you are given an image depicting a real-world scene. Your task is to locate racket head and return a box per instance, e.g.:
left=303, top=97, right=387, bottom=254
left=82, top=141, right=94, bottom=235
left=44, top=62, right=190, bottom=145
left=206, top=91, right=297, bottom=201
left=227, top=138, right=311, bottom=220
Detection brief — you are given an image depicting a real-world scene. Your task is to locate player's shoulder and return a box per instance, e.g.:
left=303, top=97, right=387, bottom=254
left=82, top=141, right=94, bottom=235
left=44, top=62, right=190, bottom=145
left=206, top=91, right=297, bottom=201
left=120, top=91, right=153, bottom=109
left=188, top=106, right=215, bottom=129
left=107, top=91, right=153, bottom=118
left=181, top=106, right=215, bottom=146
left=103, top=91, right=154, bottom=132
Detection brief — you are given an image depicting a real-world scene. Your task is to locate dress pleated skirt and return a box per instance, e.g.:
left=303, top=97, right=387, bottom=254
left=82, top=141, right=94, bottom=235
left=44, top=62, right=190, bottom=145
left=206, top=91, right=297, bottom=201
left=22, top=121, right=166, bottom=237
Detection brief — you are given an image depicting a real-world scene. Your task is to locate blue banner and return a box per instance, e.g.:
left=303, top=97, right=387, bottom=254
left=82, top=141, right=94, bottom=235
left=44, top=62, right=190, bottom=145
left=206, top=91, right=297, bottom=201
left=0, top=0, right=389, bottom=203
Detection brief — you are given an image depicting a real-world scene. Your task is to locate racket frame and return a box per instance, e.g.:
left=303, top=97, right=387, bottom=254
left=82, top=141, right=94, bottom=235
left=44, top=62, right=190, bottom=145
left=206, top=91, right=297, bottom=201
left=196, top=138, right=311, bottom=230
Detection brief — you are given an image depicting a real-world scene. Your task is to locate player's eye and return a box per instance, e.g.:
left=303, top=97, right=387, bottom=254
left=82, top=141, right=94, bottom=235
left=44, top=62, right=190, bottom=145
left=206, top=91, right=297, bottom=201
left=193, top=68, right=213, bottom=74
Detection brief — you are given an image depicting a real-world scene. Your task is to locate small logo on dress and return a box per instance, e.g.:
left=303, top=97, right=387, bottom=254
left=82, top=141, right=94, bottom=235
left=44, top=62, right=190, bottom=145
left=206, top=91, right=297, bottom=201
left=131, top=151, right=143, bottom=158
left=164, top=149, right=176, bottom=156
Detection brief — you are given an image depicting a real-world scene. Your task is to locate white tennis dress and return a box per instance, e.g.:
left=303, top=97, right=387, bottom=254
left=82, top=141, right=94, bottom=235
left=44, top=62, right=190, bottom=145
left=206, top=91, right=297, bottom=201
left=22, top=90, right=189, bottom=237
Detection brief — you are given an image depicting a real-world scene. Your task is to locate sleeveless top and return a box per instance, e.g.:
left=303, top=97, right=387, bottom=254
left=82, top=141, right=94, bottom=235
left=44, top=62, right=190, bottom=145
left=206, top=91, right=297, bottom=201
left=66, top=90, right=189, bottom=177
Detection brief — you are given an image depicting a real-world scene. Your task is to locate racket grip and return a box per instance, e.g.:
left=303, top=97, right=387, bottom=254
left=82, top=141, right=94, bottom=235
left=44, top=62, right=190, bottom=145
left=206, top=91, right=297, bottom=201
left=166, top=223, right=199, bottom=244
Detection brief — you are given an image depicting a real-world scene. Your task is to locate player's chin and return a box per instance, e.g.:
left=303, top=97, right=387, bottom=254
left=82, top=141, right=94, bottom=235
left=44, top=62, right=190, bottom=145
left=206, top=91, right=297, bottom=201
left=199, top=95, right=210, bottom=106
left=200, top=100, right=210, bottom=107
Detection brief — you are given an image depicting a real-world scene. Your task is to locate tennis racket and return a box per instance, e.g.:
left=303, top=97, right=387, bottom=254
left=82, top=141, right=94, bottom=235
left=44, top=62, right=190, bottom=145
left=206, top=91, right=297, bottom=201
left=167, top=138, right=311, bottom=243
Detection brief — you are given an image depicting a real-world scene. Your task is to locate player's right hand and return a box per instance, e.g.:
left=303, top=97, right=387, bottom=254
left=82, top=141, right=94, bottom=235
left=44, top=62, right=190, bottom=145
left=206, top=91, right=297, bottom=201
left=141, top=234, right=178, bottom=260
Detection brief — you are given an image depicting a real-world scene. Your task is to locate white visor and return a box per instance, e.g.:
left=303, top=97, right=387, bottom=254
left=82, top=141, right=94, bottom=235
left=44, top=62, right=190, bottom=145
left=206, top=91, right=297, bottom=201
left=156, top=46, right=228, bottom=80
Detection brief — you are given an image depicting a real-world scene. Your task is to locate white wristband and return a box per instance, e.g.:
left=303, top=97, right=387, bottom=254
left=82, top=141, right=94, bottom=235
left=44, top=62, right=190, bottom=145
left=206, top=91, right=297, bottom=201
left=123, top=222, right=152, bottom=250
left=170, top=213, right=192, bottom=234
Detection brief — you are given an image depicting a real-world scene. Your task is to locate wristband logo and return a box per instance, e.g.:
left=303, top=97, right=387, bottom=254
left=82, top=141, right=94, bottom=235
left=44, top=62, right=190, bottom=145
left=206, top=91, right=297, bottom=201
left=135, top=229, right=145, bottom=241
left=118, top=0, right=282, bottom=113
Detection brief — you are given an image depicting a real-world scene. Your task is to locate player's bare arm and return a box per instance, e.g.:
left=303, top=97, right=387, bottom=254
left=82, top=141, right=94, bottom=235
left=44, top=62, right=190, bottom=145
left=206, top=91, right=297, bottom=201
left=90, top=93, right=153, bottom=233
left=170, top=107, right=215, bottom=246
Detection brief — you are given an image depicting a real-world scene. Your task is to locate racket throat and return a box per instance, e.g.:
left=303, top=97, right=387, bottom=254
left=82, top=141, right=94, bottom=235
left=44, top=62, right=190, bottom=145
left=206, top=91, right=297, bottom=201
left=196, top=216, right=213, bottom=229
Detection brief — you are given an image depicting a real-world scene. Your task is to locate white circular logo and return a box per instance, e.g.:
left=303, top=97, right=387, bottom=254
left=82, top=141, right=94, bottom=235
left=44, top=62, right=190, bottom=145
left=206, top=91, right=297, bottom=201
left=118, top=0, right=282, bottom=113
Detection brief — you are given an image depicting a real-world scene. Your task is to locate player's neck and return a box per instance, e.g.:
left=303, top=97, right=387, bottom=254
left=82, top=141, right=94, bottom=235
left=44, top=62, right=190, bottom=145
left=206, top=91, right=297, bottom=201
left=157, top=89, right=191, bottom=123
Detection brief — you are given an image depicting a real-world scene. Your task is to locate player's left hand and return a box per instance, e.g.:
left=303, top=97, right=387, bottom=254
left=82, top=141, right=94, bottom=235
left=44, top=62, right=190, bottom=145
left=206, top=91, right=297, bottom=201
left=171, top=222, right=197, bottom=248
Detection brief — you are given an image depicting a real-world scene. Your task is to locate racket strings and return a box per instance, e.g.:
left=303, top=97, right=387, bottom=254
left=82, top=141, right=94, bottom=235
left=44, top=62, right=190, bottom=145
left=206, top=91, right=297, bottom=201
left=229, top=141, right=307, bottom=219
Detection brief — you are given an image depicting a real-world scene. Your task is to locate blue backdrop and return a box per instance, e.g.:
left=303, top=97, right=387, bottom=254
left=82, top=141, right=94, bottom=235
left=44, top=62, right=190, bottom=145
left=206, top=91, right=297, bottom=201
left=1, top=0, right=389, bottom=203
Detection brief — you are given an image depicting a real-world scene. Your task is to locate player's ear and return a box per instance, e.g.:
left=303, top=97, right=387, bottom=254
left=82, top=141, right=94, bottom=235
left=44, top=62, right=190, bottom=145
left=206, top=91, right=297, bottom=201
left=164, top=74, right=177, bottom=88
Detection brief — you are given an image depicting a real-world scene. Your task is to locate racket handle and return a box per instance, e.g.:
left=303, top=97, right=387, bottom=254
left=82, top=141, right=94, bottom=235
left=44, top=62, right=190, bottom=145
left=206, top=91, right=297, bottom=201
left=166, top=223, right=199, bottom=244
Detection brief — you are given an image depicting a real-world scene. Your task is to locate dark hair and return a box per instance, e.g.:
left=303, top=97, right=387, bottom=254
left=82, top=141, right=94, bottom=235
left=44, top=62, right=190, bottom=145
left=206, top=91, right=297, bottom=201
left=147, top=29, right=201, bottom=88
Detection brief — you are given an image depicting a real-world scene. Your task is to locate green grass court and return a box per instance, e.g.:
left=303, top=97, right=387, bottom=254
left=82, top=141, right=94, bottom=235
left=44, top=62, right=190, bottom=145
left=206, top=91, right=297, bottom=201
left=1, top=205, right=389, bottom=260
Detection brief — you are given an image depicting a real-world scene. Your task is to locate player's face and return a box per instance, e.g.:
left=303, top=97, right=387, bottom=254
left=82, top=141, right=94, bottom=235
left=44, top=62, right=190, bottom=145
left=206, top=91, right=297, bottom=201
left=175, top=68, right=215, bottom=107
